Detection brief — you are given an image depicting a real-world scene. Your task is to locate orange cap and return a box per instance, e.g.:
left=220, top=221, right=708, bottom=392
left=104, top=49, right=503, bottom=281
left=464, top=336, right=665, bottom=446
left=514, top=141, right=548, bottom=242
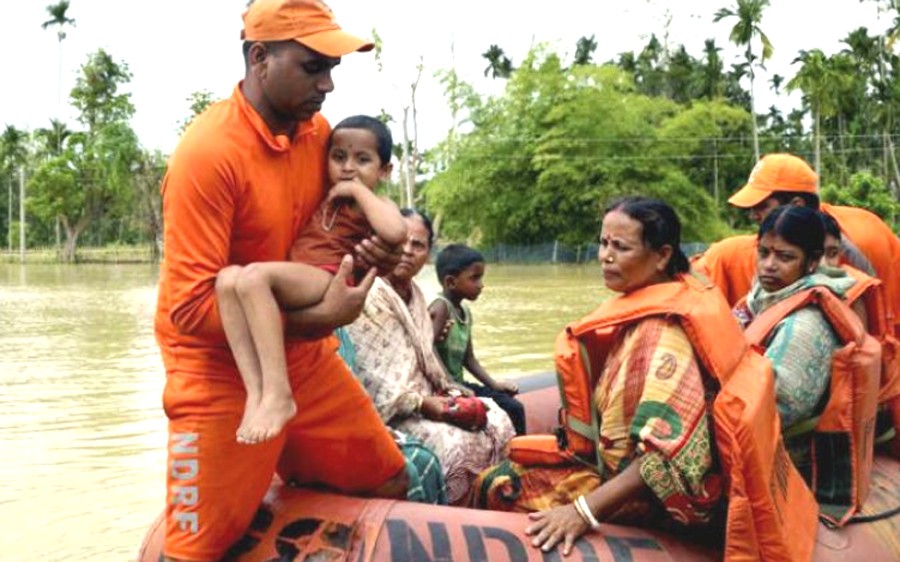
left=242, top=0, right=373, bottom=58
left=728, top=153, right=818, bottom=208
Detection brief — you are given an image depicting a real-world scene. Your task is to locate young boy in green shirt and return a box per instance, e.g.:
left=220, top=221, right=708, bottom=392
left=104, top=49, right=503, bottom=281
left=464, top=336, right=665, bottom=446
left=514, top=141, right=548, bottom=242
left=428, top=244, right=526, bottom=435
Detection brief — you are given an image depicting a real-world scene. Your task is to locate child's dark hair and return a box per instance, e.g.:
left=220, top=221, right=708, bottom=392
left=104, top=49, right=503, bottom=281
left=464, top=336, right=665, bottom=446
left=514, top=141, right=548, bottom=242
left=820, top=211, right=841, bottom=241
left=769, top=191, right=821, bottom=210
left=603, top=195, right=690, bottom=276
left=400, top=208, right=434, bottom=248
left=436, top=244, right=485, bottom=281
left=758, top=205, right=825, bottom=261
left=331, top=115, right=393, bottom=166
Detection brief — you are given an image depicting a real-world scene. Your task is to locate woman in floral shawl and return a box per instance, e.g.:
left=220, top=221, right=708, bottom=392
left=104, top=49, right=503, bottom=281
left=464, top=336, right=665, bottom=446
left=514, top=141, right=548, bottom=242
left=732, top=206, right=854, bottom=478
left=471, top=197, right=723, bottom=556
left=347, top=209, right=514, bottom=504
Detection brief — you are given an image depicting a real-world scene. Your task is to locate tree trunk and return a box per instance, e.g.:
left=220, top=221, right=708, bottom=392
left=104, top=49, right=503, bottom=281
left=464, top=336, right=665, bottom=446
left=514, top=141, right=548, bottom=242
left=145, top=184, right=163, bottom=262
left=409, top=59, right=422, bottom=206
left=748, top=65, right=760, bottom=162
left=60, top=215, right=89, bottom=263
left=814, top=111, right=821, bottom=190
left=400, top=105, right=412, bottom=208
left=884, top=130, right=892, bottom=191
left=886, top=136, right=900, bottom=200
left=713, top=137, right=719, bottom=216
left=6, top=177, right=11, bottom=253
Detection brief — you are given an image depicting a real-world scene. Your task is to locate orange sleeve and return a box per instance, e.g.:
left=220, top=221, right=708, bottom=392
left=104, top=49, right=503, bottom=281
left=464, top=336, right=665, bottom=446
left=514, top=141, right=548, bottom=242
left=827, top=204, right=900, bottom=336
left=691, top=235, right=757, bottom=306
left=161, top=143, right=238, bottom=337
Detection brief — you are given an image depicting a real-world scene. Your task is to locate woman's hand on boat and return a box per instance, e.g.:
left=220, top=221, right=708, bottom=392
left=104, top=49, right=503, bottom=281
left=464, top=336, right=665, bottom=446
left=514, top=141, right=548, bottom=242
left=525, top=504, right=590, bottom=556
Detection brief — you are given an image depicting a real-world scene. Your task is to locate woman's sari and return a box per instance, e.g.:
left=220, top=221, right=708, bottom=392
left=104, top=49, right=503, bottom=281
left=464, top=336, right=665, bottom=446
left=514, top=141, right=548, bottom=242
left=347, top=278, right=515, bottom=504
left=335, top=326, right=448, bottom=505
left=471, top=317, right=722, bottom=528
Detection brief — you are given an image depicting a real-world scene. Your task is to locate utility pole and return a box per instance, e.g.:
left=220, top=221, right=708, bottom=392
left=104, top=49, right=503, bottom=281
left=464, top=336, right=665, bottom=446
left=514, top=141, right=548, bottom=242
left=19, top=167, right=25, bottom=261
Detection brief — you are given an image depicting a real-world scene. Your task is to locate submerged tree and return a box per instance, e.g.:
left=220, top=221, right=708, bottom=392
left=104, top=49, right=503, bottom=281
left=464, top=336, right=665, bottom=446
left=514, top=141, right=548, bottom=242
left=28, top=49, right=139, bottom=261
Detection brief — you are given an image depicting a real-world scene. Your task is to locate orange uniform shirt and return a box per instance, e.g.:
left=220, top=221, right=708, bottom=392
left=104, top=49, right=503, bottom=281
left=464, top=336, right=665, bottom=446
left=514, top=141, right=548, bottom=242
left=694, top=206, right=900, bottom=335
left=155, top=83, right=330, bottom=377
left=690, top=234, right=757, bottom=306
left=155, top=85, right=405, bottom=561
left=823, top=203, right=900, bottom=336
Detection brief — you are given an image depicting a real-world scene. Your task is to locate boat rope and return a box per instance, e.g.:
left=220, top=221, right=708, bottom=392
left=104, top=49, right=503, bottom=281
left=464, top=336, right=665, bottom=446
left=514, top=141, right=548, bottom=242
left=846, top=504, right=900, bottom=524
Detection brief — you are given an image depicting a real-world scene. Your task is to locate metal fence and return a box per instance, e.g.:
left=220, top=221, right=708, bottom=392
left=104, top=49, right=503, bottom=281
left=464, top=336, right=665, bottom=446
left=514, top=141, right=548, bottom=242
left=448, top=241, right=709, bottom=264
left=3, top=242, right=711, bottom=265
left=0, top=245, right=157, bottom=264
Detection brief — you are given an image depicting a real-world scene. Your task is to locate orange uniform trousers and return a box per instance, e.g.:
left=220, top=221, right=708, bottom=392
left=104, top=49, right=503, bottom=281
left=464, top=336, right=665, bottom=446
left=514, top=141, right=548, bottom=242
left=163, top=340, right=405, bottom=561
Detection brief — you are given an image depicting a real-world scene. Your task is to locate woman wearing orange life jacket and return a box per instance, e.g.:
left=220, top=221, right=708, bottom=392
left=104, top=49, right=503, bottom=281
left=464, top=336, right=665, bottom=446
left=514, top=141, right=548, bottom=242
left=733, top=206, right=856, bottom=479
left=470, top=197, right=724, bottom=556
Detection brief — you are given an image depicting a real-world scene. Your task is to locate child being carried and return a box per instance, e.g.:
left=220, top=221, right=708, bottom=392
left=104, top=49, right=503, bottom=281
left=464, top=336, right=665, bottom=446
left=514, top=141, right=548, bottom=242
left=216, top=115, right=407, bottom=444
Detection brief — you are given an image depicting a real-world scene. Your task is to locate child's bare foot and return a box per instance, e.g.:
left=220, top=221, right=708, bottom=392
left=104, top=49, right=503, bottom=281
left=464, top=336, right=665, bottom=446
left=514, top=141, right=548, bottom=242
left=236, top=394, right=260, bottom=444
left=240, top=396, right=297, bottom=444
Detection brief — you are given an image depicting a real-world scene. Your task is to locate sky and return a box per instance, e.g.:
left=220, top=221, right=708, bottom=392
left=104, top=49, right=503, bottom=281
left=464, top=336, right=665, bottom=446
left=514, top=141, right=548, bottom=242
left=1, top=0, right=892, bottom=157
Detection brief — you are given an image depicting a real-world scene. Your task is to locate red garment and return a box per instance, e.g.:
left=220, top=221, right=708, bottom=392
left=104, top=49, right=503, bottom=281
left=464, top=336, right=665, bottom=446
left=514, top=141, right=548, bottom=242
left=155, top=84, right=404, bottom=560
left=289, top=200, right=371, bottom=274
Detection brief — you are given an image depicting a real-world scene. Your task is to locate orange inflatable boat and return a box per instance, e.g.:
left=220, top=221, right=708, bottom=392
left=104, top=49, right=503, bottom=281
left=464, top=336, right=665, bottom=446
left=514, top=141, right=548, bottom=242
left=137, top=374, right=900, bottom=561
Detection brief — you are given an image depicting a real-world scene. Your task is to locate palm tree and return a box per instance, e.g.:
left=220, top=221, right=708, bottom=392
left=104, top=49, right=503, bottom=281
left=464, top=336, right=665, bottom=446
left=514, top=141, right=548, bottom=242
left=41, top=1, right=76, bottom=126
left=482, top=45, right=513, bottom=79
left=714, top=0, right=773, bottom=161
left=1, top=126, right=29, bottom=253
left=573, top=35, right=597, bottom=66
left=768, top=74, right=783, bottom=95
left=35, top=119, right=71, bottom=158
left=786, top=49, right=845, bottom=183
left=701, top=39, right=725, bottom=99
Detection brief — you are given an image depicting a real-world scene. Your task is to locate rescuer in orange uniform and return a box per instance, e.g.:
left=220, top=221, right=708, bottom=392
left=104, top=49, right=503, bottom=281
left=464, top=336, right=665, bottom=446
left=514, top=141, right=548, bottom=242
left=154, top=2, right=407, bottom=560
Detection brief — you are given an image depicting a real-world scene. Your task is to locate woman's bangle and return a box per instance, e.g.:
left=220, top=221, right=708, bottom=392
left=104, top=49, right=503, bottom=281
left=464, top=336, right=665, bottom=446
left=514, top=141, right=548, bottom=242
left=575, top=495, right=602, bottom=530
left=572, top=496, right=590, bottom=524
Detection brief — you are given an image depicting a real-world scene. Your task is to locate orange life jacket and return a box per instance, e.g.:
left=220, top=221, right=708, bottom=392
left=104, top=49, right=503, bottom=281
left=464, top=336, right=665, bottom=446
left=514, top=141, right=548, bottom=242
left=843, top=267, right=900, bottom=452
left=510, top=274, right=818, bottom=562
left=743, top=285, right=881, bottom=526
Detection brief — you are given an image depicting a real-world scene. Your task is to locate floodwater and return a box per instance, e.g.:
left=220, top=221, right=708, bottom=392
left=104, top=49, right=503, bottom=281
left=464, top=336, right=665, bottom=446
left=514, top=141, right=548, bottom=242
left=0, top=262, right=610, bottom=560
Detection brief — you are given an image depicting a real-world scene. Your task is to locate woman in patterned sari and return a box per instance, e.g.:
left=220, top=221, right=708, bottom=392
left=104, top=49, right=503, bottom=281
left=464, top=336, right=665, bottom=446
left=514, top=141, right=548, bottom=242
left=347, top=209, right=515, bottom=504
left=471, top=197, right=723, bottom=555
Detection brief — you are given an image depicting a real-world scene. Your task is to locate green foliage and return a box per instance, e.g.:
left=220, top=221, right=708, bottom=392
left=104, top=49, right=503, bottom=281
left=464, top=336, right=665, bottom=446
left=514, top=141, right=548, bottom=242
left=482, top=44, right=514, bottom=79
left=41, top=0, right=75, bottom=40
left=24, top=48, right=141, bottom=260
left=821, top=172, right=900, bottom=232
left=426, top=48, right=732, bottom=246
left=178, top=90, right=217, bottom=134
left=573, top=35, right=597, bottom=66
left=655, top=99, right=753, bottom=210
left=27, top=154, right=79, bottom=222
left=70, top=49, right=135, bottom=130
